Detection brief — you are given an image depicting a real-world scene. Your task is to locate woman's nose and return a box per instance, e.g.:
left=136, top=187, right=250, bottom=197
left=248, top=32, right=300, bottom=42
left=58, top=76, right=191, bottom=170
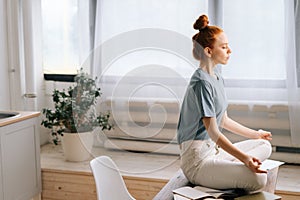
left=228, top=47, right=232, bottom=54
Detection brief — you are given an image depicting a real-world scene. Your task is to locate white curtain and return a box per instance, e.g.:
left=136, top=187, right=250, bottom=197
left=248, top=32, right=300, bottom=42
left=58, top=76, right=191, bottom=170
left=93, top=0, right=300, bottom=147
left=92, top=0, right=207, bottom=143
left=6, top=0, right=43, bottom=111
left=285, top=0, right=300, bottom=146
left=92, top=0, right=208, bottom=99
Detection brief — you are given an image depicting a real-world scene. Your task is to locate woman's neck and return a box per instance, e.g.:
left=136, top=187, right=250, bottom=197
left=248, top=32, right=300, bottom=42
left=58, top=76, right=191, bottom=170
left=199, top=62, right=215, bottom=77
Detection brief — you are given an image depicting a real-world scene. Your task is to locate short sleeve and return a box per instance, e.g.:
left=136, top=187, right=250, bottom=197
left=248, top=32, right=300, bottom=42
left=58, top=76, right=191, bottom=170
left=193, top=80, right=215, bottom=118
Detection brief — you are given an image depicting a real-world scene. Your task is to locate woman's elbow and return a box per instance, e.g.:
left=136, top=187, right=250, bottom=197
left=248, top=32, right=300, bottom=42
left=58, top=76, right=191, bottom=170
left=207, top=129, right=222, bottom=142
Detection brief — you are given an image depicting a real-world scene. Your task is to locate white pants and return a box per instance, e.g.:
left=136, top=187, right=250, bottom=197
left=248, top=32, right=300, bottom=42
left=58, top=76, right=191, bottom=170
left=180, top=139, right=272, bottom=191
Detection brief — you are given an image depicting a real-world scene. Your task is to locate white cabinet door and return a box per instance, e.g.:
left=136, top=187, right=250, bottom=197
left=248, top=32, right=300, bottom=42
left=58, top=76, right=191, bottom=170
left=0, top=133, right=3, bottom=200
left=0, top=117, right=41, bottom=200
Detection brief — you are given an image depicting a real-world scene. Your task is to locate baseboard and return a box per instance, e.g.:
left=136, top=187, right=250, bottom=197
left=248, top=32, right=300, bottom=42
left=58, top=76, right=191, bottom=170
left=270, top=151, right=300, bottom=164
left=104, top=138, right=180, bottom=154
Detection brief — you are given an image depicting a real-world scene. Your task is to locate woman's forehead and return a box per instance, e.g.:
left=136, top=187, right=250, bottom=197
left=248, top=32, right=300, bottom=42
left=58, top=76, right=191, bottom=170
left=215, top=32, right=229, bottom=44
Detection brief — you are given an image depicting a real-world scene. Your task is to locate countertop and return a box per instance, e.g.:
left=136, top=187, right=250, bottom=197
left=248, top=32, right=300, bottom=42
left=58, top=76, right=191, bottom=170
left=0, top=111, right=40, bottom=127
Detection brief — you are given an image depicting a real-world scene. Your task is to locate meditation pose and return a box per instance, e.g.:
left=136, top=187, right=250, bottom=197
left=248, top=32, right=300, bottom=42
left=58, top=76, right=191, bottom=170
left=177, top=14, right=272, bottom=191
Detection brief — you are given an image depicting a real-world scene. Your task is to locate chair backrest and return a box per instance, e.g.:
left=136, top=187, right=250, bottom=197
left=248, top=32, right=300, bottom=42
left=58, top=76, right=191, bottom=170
left=90, top=156, right=136, bottom=200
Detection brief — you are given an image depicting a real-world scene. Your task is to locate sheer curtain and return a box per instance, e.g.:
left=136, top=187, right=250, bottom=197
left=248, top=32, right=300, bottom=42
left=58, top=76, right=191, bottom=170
left=92, top=0, right=207, bottom=144
left=92, top=0, right=300, bottom=148
left=222, top=0, right=287, bottom=103
left=223, top=0, right=300, bottom=147
left=285, top=0, right=300, bottom=146
left=6, top=0, right=43, bottom=111
left=93, top=1, right=289, bottom=103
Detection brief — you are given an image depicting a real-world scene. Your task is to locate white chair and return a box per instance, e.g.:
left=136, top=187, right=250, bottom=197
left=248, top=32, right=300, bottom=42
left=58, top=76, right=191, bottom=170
left=90, top=156, right=136, bottom=200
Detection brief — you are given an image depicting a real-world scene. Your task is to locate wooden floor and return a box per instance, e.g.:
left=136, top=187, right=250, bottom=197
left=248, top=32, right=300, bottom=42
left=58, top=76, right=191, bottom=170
left=40, top=144, right=300, bottom=200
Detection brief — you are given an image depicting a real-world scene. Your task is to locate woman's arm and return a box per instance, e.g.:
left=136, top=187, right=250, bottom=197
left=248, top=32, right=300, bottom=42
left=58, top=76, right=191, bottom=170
left=221, top=112, right=272, bottom=140
left=202, top=116, right=267, bottom=173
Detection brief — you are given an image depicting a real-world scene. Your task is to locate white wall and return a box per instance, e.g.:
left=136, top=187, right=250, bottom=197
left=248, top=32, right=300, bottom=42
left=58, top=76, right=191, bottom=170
left=0, top=0, right=11, bottom=110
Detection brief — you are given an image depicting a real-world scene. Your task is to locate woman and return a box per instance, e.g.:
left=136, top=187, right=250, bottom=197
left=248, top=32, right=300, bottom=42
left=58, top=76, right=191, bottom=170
left=177, top=15, right=272, bottom=191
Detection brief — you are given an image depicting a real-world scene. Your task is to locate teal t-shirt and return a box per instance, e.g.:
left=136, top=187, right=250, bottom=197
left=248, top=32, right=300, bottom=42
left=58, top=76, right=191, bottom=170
left=177, top=68, right=228, bottom=144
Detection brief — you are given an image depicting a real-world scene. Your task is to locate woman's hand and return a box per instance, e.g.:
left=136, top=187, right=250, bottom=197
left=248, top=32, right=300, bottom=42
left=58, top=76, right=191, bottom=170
left=243, top=156, right=267, bottom=174
left=256, top=129, right=272, bottom=141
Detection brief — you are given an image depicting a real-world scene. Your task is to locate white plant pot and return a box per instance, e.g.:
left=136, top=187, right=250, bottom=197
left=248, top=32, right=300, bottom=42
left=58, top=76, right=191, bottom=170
left=61, top=131, right=94, bottom=162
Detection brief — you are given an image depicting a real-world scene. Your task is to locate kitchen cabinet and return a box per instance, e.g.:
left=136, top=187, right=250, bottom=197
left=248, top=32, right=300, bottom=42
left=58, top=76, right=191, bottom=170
left=0, top=112, right=41, bottom=200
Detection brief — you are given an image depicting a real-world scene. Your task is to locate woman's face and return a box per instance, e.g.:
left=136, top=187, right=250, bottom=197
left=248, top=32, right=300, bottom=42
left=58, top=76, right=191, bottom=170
left=211, top=32, right=231, bottom=65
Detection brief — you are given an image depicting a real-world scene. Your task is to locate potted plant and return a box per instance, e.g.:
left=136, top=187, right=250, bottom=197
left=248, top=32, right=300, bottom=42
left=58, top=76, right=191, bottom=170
left=41, top=69, right=112, bottom=161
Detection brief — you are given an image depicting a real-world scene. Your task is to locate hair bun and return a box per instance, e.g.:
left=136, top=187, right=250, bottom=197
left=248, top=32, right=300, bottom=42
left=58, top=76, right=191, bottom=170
left=193, top=15, right=209, bottom=31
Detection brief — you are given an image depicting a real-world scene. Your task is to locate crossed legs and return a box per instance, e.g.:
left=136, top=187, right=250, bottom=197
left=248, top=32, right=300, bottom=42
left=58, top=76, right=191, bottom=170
left=186, top=139, right=272, bottom=191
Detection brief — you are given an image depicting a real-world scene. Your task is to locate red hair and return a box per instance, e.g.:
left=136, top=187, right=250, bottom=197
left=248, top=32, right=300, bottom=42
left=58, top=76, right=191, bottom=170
left=192, top=15, right=223, bottom=61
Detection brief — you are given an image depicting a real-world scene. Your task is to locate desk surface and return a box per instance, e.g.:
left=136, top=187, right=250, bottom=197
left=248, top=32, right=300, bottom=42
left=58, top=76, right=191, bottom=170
left=41, top=143, right=181, bottom=180
left=41, top=143, right=300, bottom=193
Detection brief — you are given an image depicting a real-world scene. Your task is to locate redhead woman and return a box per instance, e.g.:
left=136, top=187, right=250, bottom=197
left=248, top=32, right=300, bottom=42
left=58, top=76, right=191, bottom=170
left=177, top=15, right=272, bottom=191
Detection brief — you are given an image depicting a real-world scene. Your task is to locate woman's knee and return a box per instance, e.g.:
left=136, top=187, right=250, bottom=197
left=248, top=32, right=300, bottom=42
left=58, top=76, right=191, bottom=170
left=259, top=138, right=271, bottom=147
left=258, top=139, right=272, bottom=157
left=263, top=140, right=272, bottom=153
left=247, top=173, right=267, bottom=191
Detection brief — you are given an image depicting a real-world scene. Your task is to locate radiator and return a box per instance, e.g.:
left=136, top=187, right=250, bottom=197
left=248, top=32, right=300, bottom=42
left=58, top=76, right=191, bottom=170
left=101, top=99, right=300, bottom=164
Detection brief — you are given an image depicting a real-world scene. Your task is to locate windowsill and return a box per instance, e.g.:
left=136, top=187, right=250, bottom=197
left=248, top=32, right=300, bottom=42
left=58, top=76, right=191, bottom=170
left=43, top=74, right=290, bottom=104
left=44, top=74, right=76, bottom=82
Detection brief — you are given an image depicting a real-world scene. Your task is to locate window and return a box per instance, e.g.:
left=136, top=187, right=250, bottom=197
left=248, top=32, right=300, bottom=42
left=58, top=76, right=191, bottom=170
left=221, top=0, right=287, bottom=102
left=96, top=0, right=208, bottom=78
left=96, top=0, right=286, bottom=80
left=41, top=0, right=93, bottom=75
left=223, top=0, right=285, bottom=81
left=93, top=0, right=209, bottom=102
left=95, top=0, right=287, bottom=102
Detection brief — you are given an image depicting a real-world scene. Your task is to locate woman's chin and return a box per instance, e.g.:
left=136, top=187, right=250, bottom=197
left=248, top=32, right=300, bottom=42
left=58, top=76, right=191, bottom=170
left=221, top=61, right=228, bottom=65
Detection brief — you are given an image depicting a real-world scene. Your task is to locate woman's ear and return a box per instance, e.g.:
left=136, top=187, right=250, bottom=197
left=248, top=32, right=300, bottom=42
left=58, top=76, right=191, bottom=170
left=204, top=47, right=212, bottom=57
